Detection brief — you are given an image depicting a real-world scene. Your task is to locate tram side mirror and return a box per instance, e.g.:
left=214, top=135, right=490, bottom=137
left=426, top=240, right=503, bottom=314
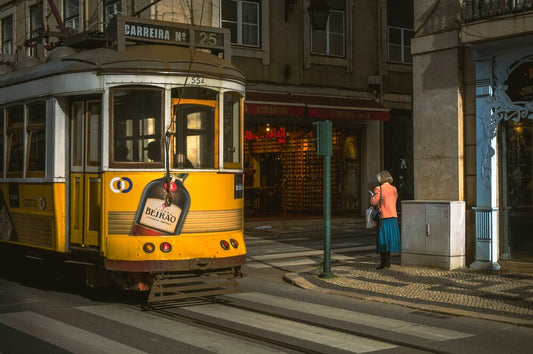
left=312, top=120, right=332, bottom=156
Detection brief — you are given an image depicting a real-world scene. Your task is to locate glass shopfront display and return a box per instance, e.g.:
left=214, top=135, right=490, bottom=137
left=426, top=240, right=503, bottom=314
left=500, top=118, right=533, bottom=262
left=243, top=124, right=362, bottom=217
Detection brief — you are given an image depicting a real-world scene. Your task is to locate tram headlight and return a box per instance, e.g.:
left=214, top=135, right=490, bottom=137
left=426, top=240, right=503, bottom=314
left=143, top=242, right=155, bottom=253
left=230, top=239, right=239, bottom=249
left=160, top=242, right=172, bottom=253
left=220, top=240, right=230, bottom=250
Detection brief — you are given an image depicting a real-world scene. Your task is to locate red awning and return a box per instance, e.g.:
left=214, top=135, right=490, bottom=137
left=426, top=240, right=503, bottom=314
left=244, top=92, right=390, bottom=121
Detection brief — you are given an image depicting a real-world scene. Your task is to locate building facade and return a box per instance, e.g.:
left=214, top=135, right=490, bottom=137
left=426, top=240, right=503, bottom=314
left=225, top=0, right=413, bottom=216
left=0, top=0, right=414, bottom=218
left=412, top=0, right=533, bottom=267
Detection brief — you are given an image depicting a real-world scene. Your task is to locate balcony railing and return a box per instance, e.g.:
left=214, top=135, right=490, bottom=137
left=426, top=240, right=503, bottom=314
left=463, top=0, right=533, bottom=22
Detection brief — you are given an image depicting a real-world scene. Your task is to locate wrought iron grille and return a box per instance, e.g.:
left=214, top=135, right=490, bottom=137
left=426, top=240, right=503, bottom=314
left=463, top=0, right=533, bottom=22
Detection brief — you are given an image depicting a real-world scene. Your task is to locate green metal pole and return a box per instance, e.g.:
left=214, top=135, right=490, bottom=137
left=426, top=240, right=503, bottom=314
left=320, top=154, right=332, bottom=278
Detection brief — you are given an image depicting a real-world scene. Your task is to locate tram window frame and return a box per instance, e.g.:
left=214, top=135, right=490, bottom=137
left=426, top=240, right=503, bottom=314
left=6, top=105, right=24, bottom=178
left=26, top=101, right=46, bottom=177
left=110, top=87, right=164, bottom=168
left=172, top=100, right=217, bottom=170
left=223, top=92, right=243, bottom=169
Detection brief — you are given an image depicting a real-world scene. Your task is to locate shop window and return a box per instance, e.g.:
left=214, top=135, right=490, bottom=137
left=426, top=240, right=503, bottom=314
left=1, top=15, right=13, bottom=55
left=223, top=92, right=242, bottom=168
left=173, top=103, right=215, bottom=169
left=388, top=26, right=413, bottom=64
left=64, top=0, right=79, bottom=30
left=311, top=2, right=345, bottom=57
left=104, top=0, right=122, bottom=24
left=26, top=101, right=46, bottom=176
left=222, top=0, right=260, bottom=47
left=501, top=118, right=533, bottom=260
left=111, top=88, right=163, bottom=166
left=6, top=105, right=24, bottom=177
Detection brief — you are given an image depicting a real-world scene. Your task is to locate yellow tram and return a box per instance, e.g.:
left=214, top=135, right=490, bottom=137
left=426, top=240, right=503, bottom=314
left=0, top=16, right=246, bottom=302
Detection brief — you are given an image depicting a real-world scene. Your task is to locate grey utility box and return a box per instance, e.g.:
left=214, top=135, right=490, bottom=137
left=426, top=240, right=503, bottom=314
left=401, top=201, right=465, bottom=270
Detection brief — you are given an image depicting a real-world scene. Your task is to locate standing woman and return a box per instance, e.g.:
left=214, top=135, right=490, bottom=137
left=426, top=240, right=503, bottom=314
left=370, top=170, right=401, bottom=269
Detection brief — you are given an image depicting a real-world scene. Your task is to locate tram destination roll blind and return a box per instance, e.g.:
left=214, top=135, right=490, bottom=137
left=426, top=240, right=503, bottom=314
left=125, top=23, right=189, bottom=43
left=107, top=15, right=229, bottom=58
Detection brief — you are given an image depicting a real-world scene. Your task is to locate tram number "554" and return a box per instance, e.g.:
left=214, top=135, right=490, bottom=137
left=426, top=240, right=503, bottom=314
left=190, top=76, right=206, bottom=85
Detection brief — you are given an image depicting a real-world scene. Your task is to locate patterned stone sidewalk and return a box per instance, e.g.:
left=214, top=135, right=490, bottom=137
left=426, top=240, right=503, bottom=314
left=286, top=257, right=533, bottom=327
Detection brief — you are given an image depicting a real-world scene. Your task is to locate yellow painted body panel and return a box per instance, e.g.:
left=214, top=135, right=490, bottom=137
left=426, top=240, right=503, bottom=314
left=70, top=173, right=102, bottom=247
left=105, top=231, right=246, bottom=261
left=0, top=183, right=66, bottom=252
left=102, top=172, right=245, bottom=262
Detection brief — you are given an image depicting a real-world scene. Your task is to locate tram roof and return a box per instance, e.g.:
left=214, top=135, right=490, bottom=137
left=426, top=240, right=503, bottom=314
left=0, top=44, right=245, bottom=89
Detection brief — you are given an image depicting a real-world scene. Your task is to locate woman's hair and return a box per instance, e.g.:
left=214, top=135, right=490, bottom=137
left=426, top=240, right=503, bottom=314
left=376, top=170, right=394, bottom=184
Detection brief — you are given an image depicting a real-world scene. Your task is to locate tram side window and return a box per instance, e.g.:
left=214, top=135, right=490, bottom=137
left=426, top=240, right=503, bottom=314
left=6, top=105, right=24, bottom=177
left=27, top=102, right=46, bottom=175
left=173, top=104, right=215, bottom=169
left=223, top=92, right=242, bottom=168
left=111, top=88, right=163, bottom=165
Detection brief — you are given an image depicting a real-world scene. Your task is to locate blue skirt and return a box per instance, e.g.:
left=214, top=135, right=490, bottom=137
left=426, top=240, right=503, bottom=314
left=377, top=217, right=401, bottom=253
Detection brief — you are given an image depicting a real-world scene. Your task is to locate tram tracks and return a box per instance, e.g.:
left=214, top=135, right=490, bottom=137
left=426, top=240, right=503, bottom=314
left=142, top=297, right=451, bottom=354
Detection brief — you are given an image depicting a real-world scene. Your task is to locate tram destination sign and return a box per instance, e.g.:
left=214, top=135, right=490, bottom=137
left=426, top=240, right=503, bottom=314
left=107, top=15, right=230, bottom=59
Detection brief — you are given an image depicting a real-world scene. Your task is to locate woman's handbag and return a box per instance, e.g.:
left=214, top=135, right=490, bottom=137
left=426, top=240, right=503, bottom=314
left=366, top=206, right=378, bottom=228
left=365, top=186, right=382, bottom=229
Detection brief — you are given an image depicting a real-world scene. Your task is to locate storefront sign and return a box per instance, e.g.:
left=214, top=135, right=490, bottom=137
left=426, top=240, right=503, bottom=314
left=245, top=127, right=287, bottom=143
left=245, top=103, right=305, bottom=118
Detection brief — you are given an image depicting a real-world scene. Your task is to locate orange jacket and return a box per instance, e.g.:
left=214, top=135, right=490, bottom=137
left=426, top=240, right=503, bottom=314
left=370, top=182, right=398, bottom=218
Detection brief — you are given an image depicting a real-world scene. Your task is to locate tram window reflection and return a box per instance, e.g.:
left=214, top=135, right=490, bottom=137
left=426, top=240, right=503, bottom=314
left=6, top=105, right=24, bottom=177
left=87, top=102, right=101, bottom=166
left=111, top=87, right=163, bottom=165
left=172, top=103, right=215, bottom=169
left=223, top=92, right=242, bottom=168
left=27, top=101, right=46, bottom=175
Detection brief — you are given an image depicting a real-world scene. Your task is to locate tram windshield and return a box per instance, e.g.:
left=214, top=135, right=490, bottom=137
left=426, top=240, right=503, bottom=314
left=109, top=86, right=242, bottom=170
left=111, top=87, right=163, bottom=165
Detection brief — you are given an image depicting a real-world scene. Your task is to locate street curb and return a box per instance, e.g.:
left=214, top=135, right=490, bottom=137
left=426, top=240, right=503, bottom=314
left=283, top=272, right=533, bottom=328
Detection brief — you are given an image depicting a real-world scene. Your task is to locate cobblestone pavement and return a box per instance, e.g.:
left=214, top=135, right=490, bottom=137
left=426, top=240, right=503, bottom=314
left=246, top=217, right=533, bottom=327
left=285, top=257, right=533, bottom=327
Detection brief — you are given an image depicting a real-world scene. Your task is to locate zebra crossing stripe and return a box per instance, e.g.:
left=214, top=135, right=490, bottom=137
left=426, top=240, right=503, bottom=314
left=247, top=245, right=374, bottom=261
left=0, top=311, right=147, bottom=354
left=182, top=304, right=397, bottom=353
left=226, top=292, right=473, bottom=341
left=247, top=254, right=356, bottom=268
left=77, top=304, right=286, bottom=354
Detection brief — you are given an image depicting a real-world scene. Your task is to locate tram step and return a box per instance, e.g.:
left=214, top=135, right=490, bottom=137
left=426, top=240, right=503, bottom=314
left=147, top=270, right=241, bottom=303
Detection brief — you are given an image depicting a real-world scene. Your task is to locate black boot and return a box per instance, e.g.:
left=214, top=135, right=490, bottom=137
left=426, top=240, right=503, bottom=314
left=376, top=253, right=386, bottom=269
left=385, top=252, right=391, bottom=268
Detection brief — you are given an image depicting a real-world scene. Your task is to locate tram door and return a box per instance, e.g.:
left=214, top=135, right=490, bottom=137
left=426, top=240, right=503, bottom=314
left=69, top=100, right=102, bottom=247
